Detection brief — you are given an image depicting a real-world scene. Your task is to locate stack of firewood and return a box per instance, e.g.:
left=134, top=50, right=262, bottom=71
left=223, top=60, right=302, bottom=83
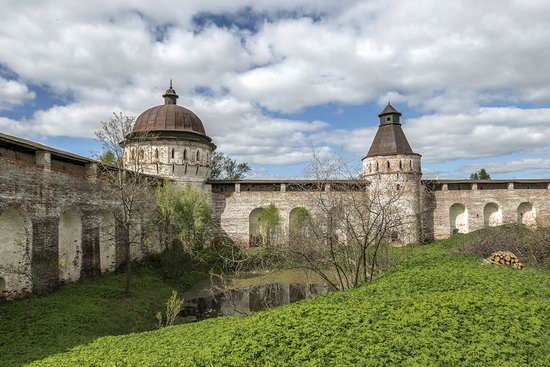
left=485, top=251, right=523, bottom=269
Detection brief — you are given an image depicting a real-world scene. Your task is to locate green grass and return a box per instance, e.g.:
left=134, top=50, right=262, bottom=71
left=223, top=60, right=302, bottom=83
left=0, top=268, right=179, bottom=367
left=22, top=237, right=550, bottom=367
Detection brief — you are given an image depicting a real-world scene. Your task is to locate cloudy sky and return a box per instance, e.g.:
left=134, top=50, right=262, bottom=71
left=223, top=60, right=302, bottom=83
left=1, top=0, right=550, bottom=179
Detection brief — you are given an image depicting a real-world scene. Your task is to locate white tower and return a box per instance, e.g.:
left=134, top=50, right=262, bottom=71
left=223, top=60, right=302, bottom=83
left=123, top=83, right=216, bottom=185
left=362, top=104, right=422, bottom=243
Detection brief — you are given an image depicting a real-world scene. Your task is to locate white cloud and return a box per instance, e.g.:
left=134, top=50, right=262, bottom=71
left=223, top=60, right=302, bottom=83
left=1, top=1, right=550, bottom=175
left=461, top=159, right=550, bottom=175
left=0, top=77, right=35, bottom=110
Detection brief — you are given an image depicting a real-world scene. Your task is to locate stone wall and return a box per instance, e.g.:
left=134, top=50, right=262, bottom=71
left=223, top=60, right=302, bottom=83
left=0, top=137, right=153, bottom=300
left=430, top=181, right=550, bottom=239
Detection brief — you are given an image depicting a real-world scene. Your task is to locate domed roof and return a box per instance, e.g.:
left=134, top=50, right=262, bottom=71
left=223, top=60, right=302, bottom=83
left=132, top=83, right=206, bottom=136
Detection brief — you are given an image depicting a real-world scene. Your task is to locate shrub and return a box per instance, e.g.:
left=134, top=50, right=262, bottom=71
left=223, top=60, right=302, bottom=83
left=456, top=224, right=550, bottom=269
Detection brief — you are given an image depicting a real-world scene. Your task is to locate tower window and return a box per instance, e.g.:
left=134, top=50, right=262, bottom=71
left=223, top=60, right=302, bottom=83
left=386, top=161, right=390, bottom=170
left=171, top=148, right=175, bottom=159
left=399, top=160, right=402, bottom=170
left=386, top=117, right=391, bottom=122
left=172, top=164, right=175, bottom=174
left=155, top=148, right=159, bottom=159
left=183, top=149, right=187, bottom=160
left=196, top=151, right=200, bottom=162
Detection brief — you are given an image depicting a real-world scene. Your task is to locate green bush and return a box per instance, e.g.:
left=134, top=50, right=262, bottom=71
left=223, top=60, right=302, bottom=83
left=25, top=240, right=550, bottom=367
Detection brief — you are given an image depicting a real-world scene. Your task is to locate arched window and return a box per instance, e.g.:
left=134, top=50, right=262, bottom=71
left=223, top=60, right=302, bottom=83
left=196, top=150, right=200, bottom=162
left=399, top=160, right=403, bottom=170
left=183, top=149, right=187, bottom=161
left=386, top=161, right=390, bottom=170
left=171, top=148, right=175, bottom=159
left=155, top=148, right=159, bottom=159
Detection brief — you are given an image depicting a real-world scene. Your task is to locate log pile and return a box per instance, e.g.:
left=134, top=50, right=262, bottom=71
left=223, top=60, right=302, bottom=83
left=484, top=251, right=523, bottom=269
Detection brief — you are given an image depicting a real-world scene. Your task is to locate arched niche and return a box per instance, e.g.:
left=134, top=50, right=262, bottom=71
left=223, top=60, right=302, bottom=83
left=0, top=207, right=33, bottom=298
left=449, top=203, right=468, bottom=234
left=483, top=203, right=502, bottom=227
left=289, top=207, right=311, bottom=241
left=249, top=208, right=263, bottom=247
left=517, top=202, right=535, bottom=225
left=99, top=211, right=116, bottom=272
left=58, top=209, right=82, bottom=283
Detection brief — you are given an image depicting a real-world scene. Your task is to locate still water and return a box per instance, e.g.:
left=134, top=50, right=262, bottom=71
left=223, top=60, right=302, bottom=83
left=180, top=269, right=330, bottom=321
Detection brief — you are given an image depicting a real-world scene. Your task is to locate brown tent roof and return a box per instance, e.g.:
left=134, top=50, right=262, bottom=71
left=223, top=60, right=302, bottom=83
left=366, top=104, right=416, bottom=157
left=378, top=103, right=401, bottom=116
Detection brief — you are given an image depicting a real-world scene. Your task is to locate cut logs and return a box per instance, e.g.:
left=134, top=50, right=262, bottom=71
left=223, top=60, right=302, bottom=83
left=484, top=251, right=523, bottom=269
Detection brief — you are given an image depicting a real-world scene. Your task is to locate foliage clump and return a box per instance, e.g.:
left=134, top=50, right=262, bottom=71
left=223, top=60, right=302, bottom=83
left=24, top=240, right=550, bottom=367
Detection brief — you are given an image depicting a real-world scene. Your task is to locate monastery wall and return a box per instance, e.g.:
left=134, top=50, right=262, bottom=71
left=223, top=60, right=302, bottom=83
left=0, top=135, right=153, bottom=300
left=429, top=181, right=550, bottom=239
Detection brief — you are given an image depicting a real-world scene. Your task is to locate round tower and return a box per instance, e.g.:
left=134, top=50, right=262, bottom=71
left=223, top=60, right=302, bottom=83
left=362, top=103, right=422, bottom=244
left=123, top=82, right=216, bottom=185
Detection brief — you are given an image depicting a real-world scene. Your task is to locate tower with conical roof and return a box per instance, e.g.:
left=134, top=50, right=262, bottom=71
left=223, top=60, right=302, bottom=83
left=362, top=103, right=423, bottom=243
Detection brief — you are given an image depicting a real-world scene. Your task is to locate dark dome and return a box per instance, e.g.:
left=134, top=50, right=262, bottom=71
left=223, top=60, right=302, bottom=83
left=132, top=84, right=206, bottom=136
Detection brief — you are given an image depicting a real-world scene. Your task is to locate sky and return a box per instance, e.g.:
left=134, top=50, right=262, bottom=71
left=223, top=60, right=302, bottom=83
left=1, top=0, right=550, bottom=179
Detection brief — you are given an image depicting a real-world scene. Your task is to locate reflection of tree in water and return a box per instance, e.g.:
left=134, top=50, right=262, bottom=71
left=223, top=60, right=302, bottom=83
left=180, top=283, right=330, bottom=321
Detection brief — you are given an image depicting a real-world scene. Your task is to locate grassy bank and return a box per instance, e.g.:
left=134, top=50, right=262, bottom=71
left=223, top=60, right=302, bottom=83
left=0, top=267, right=187, bottom=367
left=24, top=237, right=550, bottom=366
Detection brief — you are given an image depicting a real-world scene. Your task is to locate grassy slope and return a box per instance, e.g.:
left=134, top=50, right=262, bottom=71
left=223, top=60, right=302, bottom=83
left=25, top=238, right=550, bottom=367
left=0, top=268, right=177, bottom=367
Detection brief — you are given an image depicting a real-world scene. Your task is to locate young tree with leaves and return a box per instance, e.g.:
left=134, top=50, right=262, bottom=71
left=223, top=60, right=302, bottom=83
left=470, top=168, right=491, bottom=180
left=209, top=151, right=251, bottom=180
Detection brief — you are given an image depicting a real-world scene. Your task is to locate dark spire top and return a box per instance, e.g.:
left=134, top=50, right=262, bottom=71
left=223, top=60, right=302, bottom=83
left=163, top=80, right=178, bottom=105
left=378, top=102, right=401, bottom=117
left=365, top=103, right=416, bottom=158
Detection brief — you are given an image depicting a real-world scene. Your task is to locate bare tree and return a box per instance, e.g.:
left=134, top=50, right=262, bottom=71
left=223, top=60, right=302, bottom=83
left=95, top=112, right=157, bottom=296
left=286, top=150, right=407, bottom=291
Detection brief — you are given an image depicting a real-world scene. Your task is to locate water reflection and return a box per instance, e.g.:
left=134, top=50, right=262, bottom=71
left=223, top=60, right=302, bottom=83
left=181, top=283, right=329, bottom=321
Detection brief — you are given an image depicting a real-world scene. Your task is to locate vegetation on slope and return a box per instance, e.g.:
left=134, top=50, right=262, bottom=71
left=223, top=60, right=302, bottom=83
left=0, top=268, right=179, bottom=367
left=26, top=237, right=550, bottom=367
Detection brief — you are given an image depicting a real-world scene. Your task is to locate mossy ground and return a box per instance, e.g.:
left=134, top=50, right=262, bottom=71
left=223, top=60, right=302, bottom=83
left=0, top=267, right=183, bottom=367
left=2, top=235, right=550, bottom=366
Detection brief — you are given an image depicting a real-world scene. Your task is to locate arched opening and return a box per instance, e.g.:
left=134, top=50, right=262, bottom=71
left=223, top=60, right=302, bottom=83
left=99, top=211, right=116, bottom=273
left=0, top=277, right=5, bottom=297
left=517, top=202, right=535, bottom=225
left=483, top=203, right=501, bottom=227
left=154, top=148, right=159, bottom=159
left=0, top=207, right=32, bottom=298
left=449, top=203, right=468, bottom=234
left=196, top=150, right=200, bottom=162
left=289, top=207, right=310, bottom=242
left=58, top=209, right=82, bottom=283
left=375, top=162, right=378, bottom=171
left=249, top=208, right=263, bottom=247
left=386, top=161, right=390, bottom=170
left=399, top=160, right=403, bottom=170
left=183, top=149, right=187, bottom=161
left=171, top=148, right=175, bottom=159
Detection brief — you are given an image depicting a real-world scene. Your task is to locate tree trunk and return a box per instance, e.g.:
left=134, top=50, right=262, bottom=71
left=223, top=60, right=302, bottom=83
left=124, top=223, right=132, bottom=297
